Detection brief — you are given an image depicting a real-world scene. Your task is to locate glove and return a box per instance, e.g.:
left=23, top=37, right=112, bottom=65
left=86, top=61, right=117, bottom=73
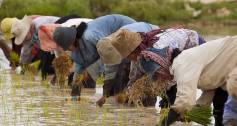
left=160, top=108, right=180, bottom=126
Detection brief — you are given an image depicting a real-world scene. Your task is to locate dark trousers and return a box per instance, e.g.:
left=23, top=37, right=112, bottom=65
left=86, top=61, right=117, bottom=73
left=159, top=85, right=177, bottom=108
left=213, top=88, right=228, bottom=126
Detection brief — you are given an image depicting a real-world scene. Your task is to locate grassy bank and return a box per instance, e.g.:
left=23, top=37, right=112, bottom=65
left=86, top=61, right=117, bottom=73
left=0, top=0, right=237, bottom=34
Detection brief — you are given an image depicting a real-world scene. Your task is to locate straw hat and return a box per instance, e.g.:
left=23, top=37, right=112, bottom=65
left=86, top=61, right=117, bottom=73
left=97, top=36, right=123, bottom=65
left=97, top=29, right=142, bottom=64
left=11, top=15, right=31, bottom=45
left=110, top=29, right=142, bottom=58
left=0, top=17, right=18, bottom=40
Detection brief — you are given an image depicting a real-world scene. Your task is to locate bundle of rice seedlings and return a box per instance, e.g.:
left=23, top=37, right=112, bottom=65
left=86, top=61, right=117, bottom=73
left=52, top=54, right=73, bottom=88
left=157, top=106, right=212, bottom=126
left=28, top=60, right=41, bottom=75
left=126, top=75, right=153, bottom=106
left=9, top=51, right=20, bottom=69
left=127, top=75, right=169, bottom=106
left=115, top=91, right=128, bottom=104
left=74, top=71, right=89, bottom=85
left=185, top=106, right=212, bottom=126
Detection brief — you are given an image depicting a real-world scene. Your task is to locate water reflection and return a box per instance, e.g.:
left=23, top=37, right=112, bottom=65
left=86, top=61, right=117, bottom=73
left=0, top=71, right=157, bottom=126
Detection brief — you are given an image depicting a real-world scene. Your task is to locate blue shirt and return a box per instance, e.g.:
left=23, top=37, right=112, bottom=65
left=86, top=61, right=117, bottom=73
left=72, top=14, right=137, bottom=73
left=72, top=18, right=158, bottom=74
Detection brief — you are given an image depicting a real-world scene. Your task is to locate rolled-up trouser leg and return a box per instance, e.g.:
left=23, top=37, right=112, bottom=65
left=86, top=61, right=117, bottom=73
left=213, top=88, right=228, bottom=126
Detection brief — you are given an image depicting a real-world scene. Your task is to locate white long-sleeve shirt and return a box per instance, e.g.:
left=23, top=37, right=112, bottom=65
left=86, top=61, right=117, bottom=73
left=171, top=36, right=237, bottom=113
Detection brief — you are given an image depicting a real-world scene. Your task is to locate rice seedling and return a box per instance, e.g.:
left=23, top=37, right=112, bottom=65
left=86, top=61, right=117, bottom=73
left=157, top=106, right=212, bottom=126
left=28, top=60, right=41, bottom=76
left=9, top=51, right=20, bottom=70
left=185, top=106, right=212, bottom=126
left=42, top=103, right=49, bottom=117
left=96, top=74, right=104, bottom=85
left=126, top=75, right=170, bottom=107
left=102, top=108, right=108, bottom=126
left=115, top=91, right=127, bottom=104
left=75, top=110, right=82, bottom=124
left=52, top=54, right=73, bottom=88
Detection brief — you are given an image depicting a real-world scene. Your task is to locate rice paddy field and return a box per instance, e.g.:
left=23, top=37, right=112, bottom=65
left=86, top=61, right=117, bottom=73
left=0, top=71, right=159, bottom=126
left=0, top=33, right=235, bottom=126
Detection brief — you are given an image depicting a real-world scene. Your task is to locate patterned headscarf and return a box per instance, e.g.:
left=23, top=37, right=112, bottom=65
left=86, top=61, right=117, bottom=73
left=138, top=29, right=164, bottom=50
left=139, top=47, right=172, bottom=80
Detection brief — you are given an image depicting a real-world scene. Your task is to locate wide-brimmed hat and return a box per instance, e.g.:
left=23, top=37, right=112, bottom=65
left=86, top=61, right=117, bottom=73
left=110, top=29, right=142, bottom=58
left=11, top=15, right=31, bottom=45
left=97, top=36, right=123, bottom=65
left=53, top=27, right=77, bottom=50
left=38, top=24, right=60, bottom=51
left=0, top=17, right=18, bottom=40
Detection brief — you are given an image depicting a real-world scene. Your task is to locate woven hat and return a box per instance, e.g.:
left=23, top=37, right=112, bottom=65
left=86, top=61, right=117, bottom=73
left=11, top=15, right=31, bottom=45
left=97, top=36, right=122, bottom=65
left=110, top=29, right=142, bottom=58
left=0, top=17, right=18, bottom=40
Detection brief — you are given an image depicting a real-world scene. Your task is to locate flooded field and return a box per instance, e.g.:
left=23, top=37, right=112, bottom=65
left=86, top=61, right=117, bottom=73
left=0, top=34, right=232, bottom=126
left=0, top=71, right=159, bottom=126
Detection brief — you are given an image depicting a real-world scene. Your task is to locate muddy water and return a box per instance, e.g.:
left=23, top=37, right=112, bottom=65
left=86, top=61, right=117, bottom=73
left=0, top=71, right=158, bottom=126
left=0, top=34, right=232, bottom=126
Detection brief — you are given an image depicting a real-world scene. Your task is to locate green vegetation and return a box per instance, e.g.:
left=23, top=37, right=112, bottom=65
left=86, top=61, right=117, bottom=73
left=1, top=0, right=237, bottom=26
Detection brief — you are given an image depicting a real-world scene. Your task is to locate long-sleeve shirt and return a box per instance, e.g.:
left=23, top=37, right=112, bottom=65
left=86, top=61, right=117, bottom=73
left=171, top=36, right=237, bottom=113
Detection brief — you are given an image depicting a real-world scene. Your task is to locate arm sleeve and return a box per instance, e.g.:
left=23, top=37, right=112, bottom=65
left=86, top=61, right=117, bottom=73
left=74, top=63, right=84, bottom=74
left=171, top=62, right=203, bottom=114
left=20, top=40, right=34, bottom=64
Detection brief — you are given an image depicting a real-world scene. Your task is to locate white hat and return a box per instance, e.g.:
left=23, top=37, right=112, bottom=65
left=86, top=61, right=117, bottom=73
left=11, top=15, right=31, bottom=45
